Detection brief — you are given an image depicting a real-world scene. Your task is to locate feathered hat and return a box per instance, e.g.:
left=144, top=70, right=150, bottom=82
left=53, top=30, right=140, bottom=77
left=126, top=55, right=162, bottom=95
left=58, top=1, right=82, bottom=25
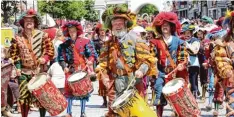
left=101, top=5, right=134, bottom=29
left=205, top=27, right=227, bottom=40
left=222, top=10, right=234, bottom=34
left=18, top=8, right=41, bottom=28
left=152, top=12, right=181, bottom=35
left=61, top=20, right=83, bottom=37
left=95, top=23, right=108, bottom=35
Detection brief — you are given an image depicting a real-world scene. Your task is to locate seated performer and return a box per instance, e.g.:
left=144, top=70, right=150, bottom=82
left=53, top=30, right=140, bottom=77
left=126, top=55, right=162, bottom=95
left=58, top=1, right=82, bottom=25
left=149, top=12, right=189, bottom=117
left=95, top=5, right=157, bottom=117
left=57, top=20, right=97, bottom=117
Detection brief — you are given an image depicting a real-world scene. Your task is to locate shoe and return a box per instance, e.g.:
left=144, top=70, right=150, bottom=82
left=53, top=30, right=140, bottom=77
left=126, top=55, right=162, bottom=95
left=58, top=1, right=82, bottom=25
left=2, top=110, right=13, bottom=117
left=80, top=112, right=87, bottom=117
left=213, top=110, right=219, bottom=116
left=197, top=90, right=201, bottom=96
left=206, top=104, right=212, bottom=111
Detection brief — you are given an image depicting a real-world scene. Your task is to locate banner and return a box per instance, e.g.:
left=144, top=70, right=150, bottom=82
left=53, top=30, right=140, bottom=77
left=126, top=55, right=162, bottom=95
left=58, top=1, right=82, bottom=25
left=1, top=28, right=13, bottom=47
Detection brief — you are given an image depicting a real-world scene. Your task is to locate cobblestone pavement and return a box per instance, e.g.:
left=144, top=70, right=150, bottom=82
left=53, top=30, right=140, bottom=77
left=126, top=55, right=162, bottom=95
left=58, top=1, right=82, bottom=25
left=10, top=81, right=226, bottom=117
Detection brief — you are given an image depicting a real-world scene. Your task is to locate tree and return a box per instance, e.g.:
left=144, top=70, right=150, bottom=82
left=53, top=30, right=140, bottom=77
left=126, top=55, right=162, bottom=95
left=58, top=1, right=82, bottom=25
left=65, top=1, right=86, bottom=20
left=83, top=0, right=98, bottom=22
left=38, top=1, right=87, bottom=20
left=138, top=4, right=158, bottom=15
left=1, top=0, right=19, bottom=23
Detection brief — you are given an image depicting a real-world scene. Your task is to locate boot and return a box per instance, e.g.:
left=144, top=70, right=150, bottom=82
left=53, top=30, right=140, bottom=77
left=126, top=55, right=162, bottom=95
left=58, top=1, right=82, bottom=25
left=100, top=96, right=107, bottom=108
left=201, top=84, right=207, bottom=102
left=156, top=105, right=163, bottom=117
left=80, top=112, right=87, bottom=117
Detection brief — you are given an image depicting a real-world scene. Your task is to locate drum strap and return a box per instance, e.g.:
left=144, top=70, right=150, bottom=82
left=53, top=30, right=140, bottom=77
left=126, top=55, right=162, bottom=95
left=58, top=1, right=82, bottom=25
left=73, top=42, right=86, bottom=68
left=159, top=39, right=176, bottom=69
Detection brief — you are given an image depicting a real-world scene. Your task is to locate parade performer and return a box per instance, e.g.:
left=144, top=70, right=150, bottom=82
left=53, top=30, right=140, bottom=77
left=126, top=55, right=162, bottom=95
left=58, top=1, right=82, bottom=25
left=206, top=27, right=229, bottom=116
left=1, top=46, right=14, bottom=117
left=95, top=5, right=157, bottom=117
left=92, top=23, right=109, bottom=108
left=221, top=10, right=234, bottom=116
left=57, top=20, right=97, bottom=117
left=9, top=9, right=54, bottom=117
left=181, top=24, right=200, bottom=99
left=194, top=26, right=208, bottom=101
left=150, top=12, right=188, bottom=117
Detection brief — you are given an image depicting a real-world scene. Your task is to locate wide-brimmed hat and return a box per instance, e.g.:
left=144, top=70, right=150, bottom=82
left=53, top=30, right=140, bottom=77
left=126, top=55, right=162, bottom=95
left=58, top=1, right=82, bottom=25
left=102, top=5, right=134, bottom=29
left=152, top=12, right=181, bottom=35
left=18, top=9, right=41, bottom=28
left=61, top=20, right=83, bottom=37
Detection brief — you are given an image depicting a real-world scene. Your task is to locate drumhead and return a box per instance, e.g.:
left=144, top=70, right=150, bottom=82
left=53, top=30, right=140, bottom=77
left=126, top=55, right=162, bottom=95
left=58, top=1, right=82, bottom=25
left=27, top=73, right=48, bottom=91
left=68, top=71, right=87, bottom=82
left=112, top=89, right=134, bottom=108
left=162, top=78, right=184, bottom=95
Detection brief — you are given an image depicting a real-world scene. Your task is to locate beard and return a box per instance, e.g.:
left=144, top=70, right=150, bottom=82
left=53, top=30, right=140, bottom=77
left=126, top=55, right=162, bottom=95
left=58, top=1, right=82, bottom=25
left=112, top=28, right=127, bottom=38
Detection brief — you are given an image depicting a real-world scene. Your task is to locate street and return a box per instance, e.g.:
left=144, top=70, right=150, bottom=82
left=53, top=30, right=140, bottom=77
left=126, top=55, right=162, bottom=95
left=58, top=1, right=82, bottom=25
left=10, top=80, right=226, bottom=117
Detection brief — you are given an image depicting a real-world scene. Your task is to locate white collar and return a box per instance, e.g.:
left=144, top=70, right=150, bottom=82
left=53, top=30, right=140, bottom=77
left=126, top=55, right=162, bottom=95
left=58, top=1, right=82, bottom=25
left=163, top=35, right=172, bottom=45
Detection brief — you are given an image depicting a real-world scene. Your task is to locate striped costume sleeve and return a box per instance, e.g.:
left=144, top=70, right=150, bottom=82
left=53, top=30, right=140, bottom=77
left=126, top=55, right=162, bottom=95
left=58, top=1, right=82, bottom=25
left=177, top=41, right=188, bottom=63
left=42, top=32, right=54, bottom=62
left=9, top=37, right=21, bottom=69
left=85, top=40, right=98, bottom=62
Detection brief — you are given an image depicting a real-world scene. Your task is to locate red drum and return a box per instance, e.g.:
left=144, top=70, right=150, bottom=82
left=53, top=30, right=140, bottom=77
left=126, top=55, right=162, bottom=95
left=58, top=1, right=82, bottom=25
left=1, top=63, right=13, bottom=107
left=27, top=73, right=67, bottom=116
left=68, top=71, right=93, bottom=97
left=162, top=78, right=201, bottom=117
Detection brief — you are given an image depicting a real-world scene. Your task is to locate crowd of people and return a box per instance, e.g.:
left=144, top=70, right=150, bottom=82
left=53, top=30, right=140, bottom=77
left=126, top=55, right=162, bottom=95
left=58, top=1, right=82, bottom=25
left=2, top=4, right=234, bottom=117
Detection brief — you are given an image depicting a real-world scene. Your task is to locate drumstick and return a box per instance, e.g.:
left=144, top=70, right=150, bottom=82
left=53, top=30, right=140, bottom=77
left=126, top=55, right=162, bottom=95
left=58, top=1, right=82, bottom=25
left=165, top=62, right=187, bottom=78
left=125, top=75, right=136, bottom=92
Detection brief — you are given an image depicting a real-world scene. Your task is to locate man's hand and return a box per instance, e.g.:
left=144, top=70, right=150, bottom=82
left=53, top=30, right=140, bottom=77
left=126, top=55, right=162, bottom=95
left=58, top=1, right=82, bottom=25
left=135, top=70, right=144, bottom=78
left=64, top=67, right=69, bottom=73
left=16, top=69, right=21, bottom=76
left=38, top=58, right=46, bottom=64
left=86, top=60, right=93, bottom=66
left=177, top=63, right=185, bottom=71
left=202, top=63, right=208, bottom=69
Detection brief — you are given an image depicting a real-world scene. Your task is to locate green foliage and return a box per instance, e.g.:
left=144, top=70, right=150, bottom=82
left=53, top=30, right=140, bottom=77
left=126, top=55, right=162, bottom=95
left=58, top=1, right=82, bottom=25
left=38, top=0, right=98, bottom=21
left=1, top=0, right=19, bottom=23
left=138, top=4, right=158, bottom=15
left=83, top=0, right=98, bottom=22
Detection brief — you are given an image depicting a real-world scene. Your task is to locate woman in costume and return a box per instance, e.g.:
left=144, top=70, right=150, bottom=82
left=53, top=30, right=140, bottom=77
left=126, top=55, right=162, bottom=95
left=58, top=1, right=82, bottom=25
left=57, top=20, right=97, bottom=117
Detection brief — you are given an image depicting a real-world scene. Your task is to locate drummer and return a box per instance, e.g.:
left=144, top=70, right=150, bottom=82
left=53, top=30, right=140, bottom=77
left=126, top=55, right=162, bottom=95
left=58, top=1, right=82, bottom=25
left=57, top=20, right=97, bottom=117
left=8, top=9, right=54, bottom=117
left=95, top=5, right=157, bottom=117
left=149, top=12, right=189, bottom=117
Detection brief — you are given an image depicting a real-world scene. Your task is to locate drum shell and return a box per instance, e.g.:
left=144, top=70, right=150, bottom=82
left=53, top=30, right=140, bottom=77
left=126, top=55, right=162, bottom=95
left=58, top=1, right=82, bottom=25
left=28, top=73, right=67, bottom=116
left=111, top=89, right=157, bottom=117
left=163, top=78, right=200, bottom=117
left=68, top=72, right=93, bottom=97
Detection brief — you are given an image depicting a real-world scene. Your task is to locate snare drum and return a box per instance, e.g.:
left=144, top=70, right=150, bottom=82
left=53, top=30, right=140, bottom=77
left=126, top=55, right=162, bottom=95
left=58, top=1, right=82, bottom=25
left=162, top=78, right=200, bottom=117
left=111, top=89, right=157, bottom=117
left=68, top=71, right=93, bottom=97
left=27, top=73, right=67, bottom=116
